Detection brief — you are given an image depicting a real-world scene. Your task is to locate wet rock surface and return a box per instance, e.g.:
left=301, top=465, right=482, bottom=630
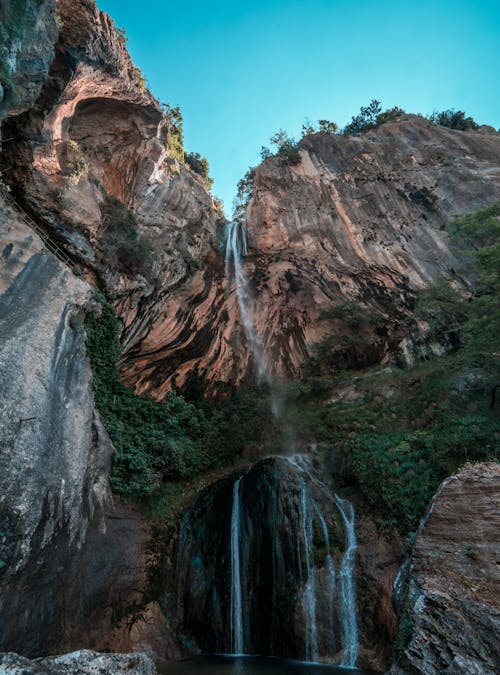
left=390, top=462, right=500, bottom=674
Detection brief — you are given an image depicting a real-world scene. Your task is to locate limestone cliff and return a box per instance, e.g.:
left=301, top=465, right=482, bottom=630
left=120, top=116, right=500, bottom=396
left=391, top=462, right=500, bottom=674
left=1, top=0, right=221, bottom=390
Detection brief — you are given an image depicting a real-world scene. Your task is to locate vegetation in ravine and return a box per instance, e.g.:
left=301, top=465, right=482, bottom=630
left=281, top=202, right=500, bottom=535
left=99, top=194, right=158, bottom=282
left=85, top=298, right=275, bottom=515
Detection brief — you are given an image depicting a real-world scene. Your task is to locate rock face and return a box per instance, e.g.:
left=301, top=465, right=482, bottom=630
left=0, top=196, right=150, bottom=657
left=122, top=117, right=500, bottom=395
left=0, top=0, right=57, bottom=117
left=391, top=462, right=500, bottom=674
left=0, top=0, right=222, bottom=394
left=0, top=649, right=157, bottom=674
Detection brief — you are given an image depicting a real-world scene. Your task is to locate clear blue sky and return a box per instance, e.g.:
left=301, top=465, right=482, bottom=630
left=98, top=0, right=500, bottom=214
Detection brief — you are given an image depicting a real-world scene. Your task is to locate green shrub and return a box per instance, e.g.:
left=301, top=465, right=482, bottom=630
left=269, top=129, right=301, bottom=164
left=162, top=103, right=184, bottom=162
left=85, top=300, right=274, bottom=508
left=100, top=194, right=157, bottom=281
left=429, top=109, right=479, bottom=131
left=343, top=100, right=406, bottom=136
left=184, top=151, right=213, bottom=188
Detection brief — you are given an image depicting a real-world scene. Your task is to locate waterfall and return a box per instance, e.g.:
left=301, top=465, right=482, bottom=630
left=335, top=495, right=359, bottom=667
left=315, top=505, right=336, bottom=653
left=225, top=220, right=269, bottom=383
left=230, top=477, right=244, bottom=655
left=300, top=480, right=319, bottom=662
left=290, top=455, right=358, bottom=666
left=224, top=216, right=359, bottom=665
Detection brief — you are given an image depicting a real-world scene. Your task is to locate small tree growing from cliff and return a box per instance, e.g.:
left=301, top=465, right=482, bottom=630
left=343, top=100, right=405, bottom=135
left=429, top=109, right=479, bottom=131
left=184, top=151, right=214, bottom=189
left=269, top=129, right=301, bottom=164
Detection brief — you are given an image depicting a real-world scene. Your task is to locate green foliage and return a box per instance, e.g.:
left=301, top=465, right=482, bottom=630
left=393, top=605, right=414, bottom=658
left=85, top=300, right=273, bottom=509
left=162, top=103, right=184, bottom=162
left=184, top=151, right=213, bottom=188
left=429, top=109, right=479, bottom=131
left=132, top=66, right=147, bottom=93
left=233, top=167, right=256, bottom=223
left=269, top=129, right=301, bottom=164
left=301, top=119, right=339, bottom=136
left=65, top=140, right=88, bottom=186
left=414, top=280, right=466, bottom=341
left=343, top=100, right=405, bottom=136
left=100, top=194, right=157, bottom=281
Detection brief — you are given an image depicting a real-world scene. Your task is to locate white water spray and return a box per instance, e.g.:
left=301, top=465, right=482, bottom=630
left=300, top=480, right=319, bottom=662
left=315, top=506, right=336, bottom=651
left=230, top=477, right=244, bottom=655
left=225, top=220, right=270, bottom=382
left=335, top=495, right=359, bottom=667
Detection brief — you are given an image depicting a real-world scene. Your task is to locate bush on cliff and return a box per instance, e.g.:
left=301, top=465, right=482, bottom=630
left=99, top=194, right=157, bottom=281
left=429, top=108, right=479, bottom=131
left=184, top=151, right=214, bottom=188
left=342, top=100, right=406, bottom=136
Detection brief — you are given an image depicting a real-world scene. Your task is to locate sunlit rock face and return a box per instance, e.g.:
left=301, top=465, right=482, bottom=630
left=3, top=1, right=500, bottom=399
left=0, top=0, right=222, bottom=393
left=391, top=462, right=500, bottom=675
left=123, top=117, right=500, bottom=397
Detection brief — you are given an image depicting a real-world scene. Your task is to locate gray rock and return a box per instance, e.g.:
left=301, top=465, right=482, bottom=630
left=0, top=649, right=157, bottom=674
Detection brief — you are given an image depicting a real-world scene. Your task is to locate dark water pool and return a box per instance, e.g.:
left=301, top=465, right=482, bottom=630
left=159, top=655, right=372, bottom=674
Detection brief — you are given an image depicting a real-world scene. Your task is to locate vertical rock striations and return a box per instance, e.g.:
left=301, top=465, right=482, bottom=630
left=391, top=462, right=500, bottom=674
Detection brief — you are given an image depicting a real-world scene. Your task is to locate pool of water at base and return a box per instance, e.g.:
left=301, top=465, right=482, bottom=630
left=159, top=655, right=373, bottom=675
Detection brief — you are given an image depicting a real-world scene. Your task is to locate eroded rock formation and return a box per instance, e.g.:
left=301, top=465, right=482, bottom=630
left=391, top=462, right=500, bottom=674
left=0, top=194, right=151, bottom=657
left=121, top=117, right=500, bottom=395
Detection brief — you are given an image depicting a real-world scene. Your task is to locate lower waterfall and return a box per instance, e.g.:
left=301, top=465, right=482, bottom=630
left=230, top=478, right=244, bottom=655
left=176, top=457, right=359, bottom=666
left=335, top=496, right=359, bottom=667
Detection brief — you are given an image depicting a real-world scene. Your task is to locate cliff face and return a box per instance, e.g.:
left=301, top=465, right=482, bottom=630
left=0, top=0, right=57, bottom=117
left=120, top=116, right=500, bottom=396
left=1, top=0, right=222, bottom=392
left=391, top=462, right=500, bottom=675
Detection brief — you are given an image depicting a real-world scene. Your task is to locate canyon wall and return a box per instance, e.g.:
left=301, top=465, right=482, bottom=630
left=121, top=117, right=500, bottom=395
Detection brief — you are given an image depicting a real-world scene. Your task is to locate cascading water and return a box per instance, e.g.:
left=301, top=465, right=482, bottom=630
left=225, top=220, right=269, bottom=383
left=335, top=496, right=359, bottom=667
left=315, top=505, right=336, bottom=653
left=299, top=480, right=319, bottom=662
left=230, top=477, right=244, bottom=655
